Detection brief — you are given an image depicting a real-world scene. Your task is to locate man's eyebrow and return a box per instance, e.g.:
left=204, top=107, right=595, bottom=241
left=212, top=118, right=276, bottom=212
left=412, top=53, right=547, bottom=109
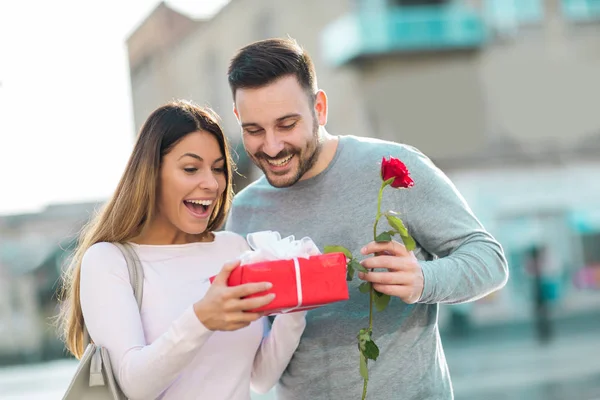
left=241, top=122, right=261, bottom=129
left=241, top=113, right=302, bottom=128
left=276, top=113, right=301, bottom=122
left=178, top=153, right=202, bottom=161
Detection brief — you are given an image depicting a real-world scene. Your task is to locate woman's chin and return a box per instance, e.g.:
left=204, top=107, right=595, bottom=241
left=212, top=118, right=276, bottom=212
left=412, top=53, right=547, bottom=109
left=180, top=222, right=210, bottom=238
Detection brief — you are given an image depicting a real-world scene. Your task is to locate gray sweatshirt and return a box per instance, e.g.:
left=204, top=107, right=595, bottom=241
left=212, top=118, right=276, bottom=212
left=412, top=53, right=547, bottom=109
left=225, top=135, right=508, bottom=400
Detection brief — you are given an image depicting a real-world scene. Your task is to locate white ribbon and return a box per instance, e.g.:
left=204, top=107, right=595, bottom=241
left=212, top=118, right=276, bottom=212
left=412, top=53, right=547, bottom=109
left=241, top=231, right=320, bottom=264
left=280, top=257, right=303, bottom=313
left=242, top=231, right=321, bottom=313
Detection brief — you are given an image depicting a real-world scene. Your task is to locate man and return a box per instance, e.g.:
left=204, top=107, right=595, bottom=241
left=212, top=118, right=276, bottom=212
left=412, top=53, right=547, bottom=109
left=224, top=38, right=508, bottom=399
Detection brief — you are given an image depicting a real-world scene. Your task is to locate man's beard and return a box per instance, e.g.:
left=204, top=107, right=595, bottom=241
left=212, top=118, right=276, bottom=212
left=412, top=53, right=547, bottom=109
left=250, top=117, right=322, bottom=188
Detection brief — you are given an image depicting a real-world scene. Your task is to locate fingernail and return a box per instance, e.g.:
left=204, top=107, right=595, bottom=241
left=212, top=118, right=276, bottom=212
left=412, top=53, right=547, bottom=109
left=264, top=282, right=273, bottom=289
left=361, top=247, right=367, bottom=254
left=358, top=272, right=364, bottom=279
left=269, top=293, right=276, bottom=299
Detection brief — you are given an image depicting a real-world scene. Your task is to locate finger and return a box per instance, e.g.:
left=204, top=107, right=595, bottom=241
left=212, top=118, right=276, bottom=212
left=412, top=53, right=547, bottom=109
left=225, top=311, right=263, bottom=326
left=358, top=271, right=412, bottom=285
left=372, top=283, right=414, bottom=302
left=360, top=255, right=412, bottom=272
left=231, top=293, right=276, bottom=311
left=229, top=282, right=273, bottom=298
left=361, top=240, right=409, bottom=257
left=212, top=259, right=241, bottom=286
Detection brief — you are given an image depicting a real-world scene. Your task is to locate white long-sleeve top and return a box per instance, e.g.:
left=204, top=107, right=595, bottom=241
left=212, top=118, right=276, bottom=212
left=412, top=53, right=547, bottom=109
left=80, top=231, right=306, bottom=400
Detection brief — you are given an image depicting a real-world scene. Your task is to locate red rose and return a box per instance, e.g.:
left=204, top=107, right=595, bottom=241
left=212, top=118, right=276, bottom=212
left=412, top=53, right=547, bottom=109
left=381, top=156, right=414, bottom=188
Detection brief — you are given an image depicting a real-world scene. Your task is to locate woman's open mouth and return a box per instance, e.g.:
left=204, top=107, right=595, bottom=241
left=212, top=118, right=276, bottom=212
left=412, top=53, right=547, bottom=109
left=184, top=199, right=213, bottom=218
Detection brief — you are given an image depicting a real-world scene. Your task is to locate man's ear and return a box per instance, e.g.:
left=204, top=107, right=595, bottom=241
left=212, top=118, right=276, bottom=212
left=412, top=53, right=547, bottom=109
left=233, top=103, right=240, bottom=123
left=314, top=90, right=328, bottom=126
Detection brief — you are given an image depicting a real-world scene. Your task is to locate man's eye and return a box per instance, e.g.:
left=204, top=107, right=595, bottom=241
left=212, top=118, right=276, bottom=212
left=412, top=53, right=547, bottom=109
left=280, top=122, right=297, bottom=130
left=184, top=167, right=197, bottom=173
left=245, top=128, right=263, bottom=135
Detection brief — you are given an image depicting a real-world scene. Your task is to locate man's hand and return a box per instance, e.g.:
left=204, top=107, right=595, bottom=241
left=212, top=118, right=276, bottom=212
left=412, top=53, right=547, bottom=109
left=358, top=240, right=424, bottom=304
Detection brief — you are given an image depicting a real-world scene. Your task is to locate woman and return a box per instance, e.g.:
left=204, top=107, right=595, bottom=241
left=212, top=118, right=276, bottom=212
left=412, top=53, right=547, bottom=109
left=57, top=100, right=306, bottom=399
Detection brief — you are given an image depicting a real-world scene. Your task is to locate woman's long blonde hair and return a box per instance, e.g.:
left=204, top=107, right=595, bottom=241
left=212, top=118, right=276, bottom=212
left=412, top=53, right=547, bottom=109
left=57, top=100, right=234, bottom=358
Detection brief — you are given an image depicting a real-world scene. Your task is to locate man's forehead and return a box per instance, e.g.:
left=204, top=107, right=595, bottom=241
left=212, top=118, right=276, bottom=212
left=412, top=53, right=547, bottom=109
left=236, top=91, right=308, bottom=124
left=236, top=76, right=305, bottom=102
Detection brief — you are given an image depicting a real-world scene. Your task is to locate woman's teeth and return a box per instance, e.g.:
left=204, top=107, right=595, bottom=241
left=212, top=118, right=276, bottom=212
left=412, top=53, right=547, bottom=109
left=185, top=200, right=213, bottom=206
left=267, top=155, right=293, bottom=166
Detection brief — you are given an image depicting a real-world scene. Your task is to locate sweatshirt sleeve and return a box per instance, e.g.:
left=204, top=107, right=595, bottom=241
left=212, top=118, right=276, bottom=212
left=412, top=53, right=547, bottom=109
left=79, top=242, right=214, bottom=400
left=400, top=148, right=509, bottom=304
left=250, top=312, right=307, bottom=394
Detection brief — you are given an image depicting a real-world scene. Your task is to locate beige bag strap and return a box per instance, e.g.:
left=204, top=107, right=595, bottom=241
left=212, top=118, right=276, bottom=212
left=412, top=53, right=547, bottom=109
left=82, top=242, right=144, bottom=347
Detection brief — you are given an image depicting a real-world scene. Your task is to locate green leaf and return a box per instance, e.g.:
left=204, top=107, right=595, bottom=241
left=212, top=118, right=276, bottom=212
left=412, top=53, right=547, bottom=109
left=385, top=213, right=416, bottom=252
left=350, top=259, right=368, bottom=274
left=384, top=212, right=407, bottom=234
left=358, top=282, right=371, bottom=293
left=399, top=233, right=416, bottom=252
left=375, top=231, right=392, bottom=242
left=346, top=261, right=355, bottom=281
left=374, top=292, right=391, bottom=312
left=359, top=353, right=369, bottom=380
left=324, top=245, right=353, bottom=259
left=363, top=339, right=380, bottom=361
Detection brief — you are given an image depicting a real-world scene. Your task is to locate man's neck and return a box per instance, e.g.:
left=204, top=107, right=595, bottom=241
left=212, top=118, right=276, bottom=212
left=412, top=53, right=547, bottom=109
left=299, top=128, right=339, bottom=182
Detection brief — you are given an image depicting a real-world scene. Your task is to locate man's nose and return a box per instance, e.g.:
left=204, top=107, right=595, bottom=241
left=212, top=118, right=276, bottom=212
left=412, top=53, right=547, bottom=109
left=262, top=131, right=284, bottom=157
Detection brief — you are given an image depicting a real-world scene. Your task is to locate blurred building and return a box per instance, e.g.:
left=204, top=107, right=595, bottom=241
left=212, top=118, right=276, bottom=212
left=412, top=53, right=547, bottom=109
left=0, top=202, right=101, bottom=363
left=126, top=0, right=600, bottom=329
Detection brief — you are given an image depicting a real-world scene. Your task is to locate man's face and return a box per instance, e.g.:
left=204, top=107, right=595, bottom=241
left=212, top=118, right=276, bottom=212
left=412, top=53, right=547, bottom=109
left=234, top=75, right=326, bottom=188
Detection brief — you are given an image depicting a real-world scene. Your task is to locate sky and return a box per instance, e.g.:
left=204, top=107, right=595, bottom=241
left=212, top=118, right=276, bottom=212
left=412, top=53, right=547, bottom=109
left=0, top=0, right=229, bottom=216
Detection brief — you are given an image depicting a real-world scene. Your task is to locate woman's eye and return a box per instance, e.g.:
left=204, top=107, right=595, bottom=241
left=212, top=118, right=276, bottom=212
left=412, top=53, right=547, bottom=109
left=184, top=167, right=197, bottom=173
left=213, top=167, right=225, bottom=174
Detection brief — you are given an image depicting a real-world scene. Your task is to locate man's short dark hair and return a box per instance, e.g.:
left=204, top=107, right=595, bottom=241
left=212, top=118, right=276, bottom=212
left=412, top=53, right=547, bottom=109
left=227, top=37, right=318, bottom=101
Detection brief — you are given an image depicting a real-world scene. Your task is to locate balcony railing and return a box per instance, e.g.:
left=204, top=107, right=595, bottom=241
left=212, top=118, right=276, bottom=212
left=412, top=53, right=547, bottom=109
left=562, top=0, right=600, bottom=22
left=321, top=4, right=487, bottom=66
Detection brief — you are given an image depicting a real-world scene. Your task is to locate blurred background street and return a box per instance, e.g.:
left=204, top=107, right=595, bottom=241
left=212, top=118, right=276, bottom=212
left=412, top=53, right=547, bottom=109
left=2, top=0, right=600, bottom=399
left=2, top=314, right=600, bottom=399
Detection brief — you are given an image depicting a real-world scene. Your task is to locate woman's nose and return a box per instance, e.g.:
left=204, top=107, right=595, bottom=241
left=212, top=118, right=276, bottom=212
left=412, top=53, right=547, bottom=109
left=199, top=170, right=219, bottom=191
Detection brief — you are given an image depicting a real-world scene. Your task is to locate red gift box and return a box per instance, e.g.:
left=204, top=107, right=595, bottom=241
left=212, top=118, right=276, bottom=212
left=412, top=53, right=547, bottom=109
left=210, top=253, right=349, bottom=315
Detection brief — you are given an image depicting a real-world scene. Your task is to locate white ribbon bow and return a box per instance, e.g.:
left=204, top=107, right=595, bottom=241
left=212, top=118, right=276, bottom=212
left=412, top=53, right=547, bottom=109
left=241, top=231, right=321, bottom=313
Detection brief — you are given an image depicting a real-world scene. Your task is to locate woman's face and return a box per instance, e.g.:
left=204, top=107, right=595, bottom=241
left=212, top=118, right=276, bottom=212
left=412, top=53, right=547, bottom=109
left=157, top=130, right=227, bottom=238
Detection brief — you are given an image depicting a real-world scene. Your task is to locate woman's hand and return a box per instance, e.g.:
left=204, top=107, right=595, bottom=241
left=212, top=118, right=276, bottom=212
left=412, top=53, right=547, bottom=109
left=194, top=260, right=275, bottom=331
